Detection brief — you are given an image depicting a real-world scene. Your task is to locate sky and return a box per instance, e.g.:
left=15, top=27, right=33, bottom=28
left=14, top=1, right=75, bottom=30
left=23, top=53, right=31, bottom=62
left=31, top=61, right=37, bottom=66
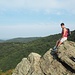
left=0, top=0, right=75, bottom=39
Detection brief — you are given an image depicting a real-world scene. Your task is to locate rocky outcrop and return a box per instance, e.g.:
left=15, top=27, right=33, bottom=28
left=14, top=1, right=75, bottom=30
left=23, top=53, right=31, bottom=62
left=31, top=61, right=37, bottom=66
left=12, top=41, right=75, bottom=75
left=57, top=41, right=75, bottom=74
left=12, top=53, right=44, bottom=75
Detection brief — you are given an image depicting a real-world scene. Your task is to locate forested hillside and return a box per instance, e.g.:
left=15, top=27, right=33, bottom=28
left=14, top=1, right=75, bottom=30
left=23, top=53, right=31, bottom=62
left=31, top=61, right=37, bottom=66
left=0, top=30, right=75, bottom=73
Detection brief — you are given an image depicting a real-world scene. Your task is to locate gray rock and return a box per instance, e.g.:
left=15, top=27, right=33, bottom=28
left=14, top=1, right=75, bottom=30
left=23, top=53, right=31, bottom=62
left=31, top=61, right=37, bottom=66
left=12, top=41, right=75, bottom=75
left=27, top=53, right=44, bottom=75
left=40, top=49, right=70, bottom=75
left=57, top=41, right=75, bottom=70
left=12, top=58, right=31, bottom=75
left=12, top=53, right=44, bottom=75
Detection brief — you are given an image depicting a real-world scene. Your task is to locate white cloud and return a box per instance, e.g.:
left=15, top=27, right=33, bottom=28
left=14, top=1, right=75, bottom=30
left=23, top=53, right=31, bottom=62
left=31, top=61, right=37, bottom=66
left=0, top=0, right=75, bottom=14
left=0, top=0, right=58, bottom=9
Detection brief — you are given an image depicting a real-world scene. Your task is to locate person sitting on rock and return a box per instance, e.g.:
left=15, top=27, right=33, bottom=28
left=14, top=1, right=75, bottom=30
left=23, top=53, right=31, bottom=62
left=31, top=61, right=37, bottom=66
left=53, top=23, right=68, bottom=51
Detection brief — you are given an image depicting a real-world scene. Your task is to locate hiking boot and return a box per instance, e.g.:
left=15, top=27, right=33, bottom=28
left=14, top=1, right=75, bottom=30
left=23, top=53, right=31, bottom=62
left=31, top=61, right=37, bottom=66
left=52, top=46, right=58, bottom=51
left=53, top=46, right=57, bottom=50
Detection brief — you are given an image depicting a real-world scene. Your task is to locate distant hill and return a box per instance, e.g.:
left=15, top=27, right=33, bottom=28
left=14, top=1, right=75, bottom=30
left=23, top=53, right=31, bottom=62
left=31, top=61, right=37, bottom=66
left=0, top=40, right=4, bottom=42
left=5, top=37, right=40, bottom=43
left=0, top=30, right=75, bottom=72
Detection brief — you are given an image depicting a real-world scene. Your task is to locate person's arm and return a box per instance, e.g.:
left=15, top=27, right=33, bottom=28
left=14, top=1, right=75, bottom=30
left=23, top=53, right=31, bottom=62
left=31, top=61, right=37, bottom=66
left=62, top=28, right=66, bottom=38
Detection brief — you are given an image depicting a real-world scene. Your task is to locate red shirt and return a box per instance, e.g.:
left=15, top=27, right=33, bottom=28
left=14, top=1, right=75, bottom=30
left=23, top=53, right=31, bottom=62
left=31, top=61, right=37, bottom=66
left=62, top=28, right=68, bottom=38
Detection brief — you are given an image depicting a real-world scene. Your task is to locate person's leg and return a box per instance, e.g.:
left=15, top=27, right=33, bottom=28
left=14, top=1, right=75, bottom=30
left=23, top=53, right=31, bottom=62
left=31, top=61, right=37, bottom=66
left=56, top=40, right=60, bottom=48
left=52, top=37, right=67, bottom=51
left=53, top=39, right=60, bottom=50
left=57, top=37, right=67, bottom=47
left=57, top=41, right=62, bottom=47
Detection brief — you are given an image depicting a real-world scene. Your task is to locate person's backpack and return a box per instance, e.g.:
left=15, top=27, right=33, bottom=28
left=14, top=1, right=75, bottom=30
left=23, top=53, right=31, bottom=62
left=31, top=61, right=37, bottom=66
left=66, top=28, right=71, bottom=36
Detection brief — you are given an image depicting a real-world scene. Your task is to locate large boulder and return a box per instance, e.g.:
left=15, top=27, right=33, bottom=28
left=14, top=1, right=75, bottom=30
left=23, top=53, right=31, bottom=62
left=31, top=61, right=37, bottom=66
left=12, top=41, right=75, bottom=75
left=12, top=58, right=31, bottom=75
left=57, top=41, right=75, bottom=72
left=27, top=53, right=44, bottom=75
left=12, top=53, right=44, bottom=75
left=40, top=50, right=69, bottom=75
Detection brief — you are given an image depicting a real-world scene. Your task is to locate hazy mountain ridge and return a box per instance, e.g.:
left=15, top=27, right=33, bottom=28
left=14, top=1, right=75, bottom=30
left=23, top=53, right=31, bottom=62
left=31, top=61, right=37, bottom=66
left=0, top=40, right=5, bottom=42
left=0, top=37, right=40, bottom=43
left=5, top=37, right=41, bottom=43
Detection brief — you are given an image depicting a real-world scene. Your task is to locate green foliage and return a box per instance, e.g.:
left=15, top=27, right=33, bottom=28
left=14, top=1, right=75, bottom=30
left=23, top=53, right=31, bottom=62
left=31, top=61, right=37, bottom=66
left=0, top=69, right=13, bottom=75
left=0, top=30, right=74, bottom=72
left=0, top=69, right=2, bottom=74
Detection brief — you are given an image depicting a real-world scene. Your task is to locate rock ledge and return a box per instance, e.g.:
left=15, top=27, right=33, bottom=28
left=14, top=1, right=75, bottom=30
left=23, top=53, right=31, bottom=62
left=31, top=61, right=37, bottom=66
left=12, top=41, right=75, bottom=75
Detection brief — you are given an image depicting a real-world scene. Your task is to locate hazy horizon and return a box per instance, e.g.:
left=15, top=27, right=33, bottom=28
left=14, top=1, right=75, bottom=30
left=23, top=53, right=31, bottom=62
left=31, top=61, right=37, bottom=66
left=0, top=0, right=75, bottom=39
left=1, top=29, right=75, bottom=40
